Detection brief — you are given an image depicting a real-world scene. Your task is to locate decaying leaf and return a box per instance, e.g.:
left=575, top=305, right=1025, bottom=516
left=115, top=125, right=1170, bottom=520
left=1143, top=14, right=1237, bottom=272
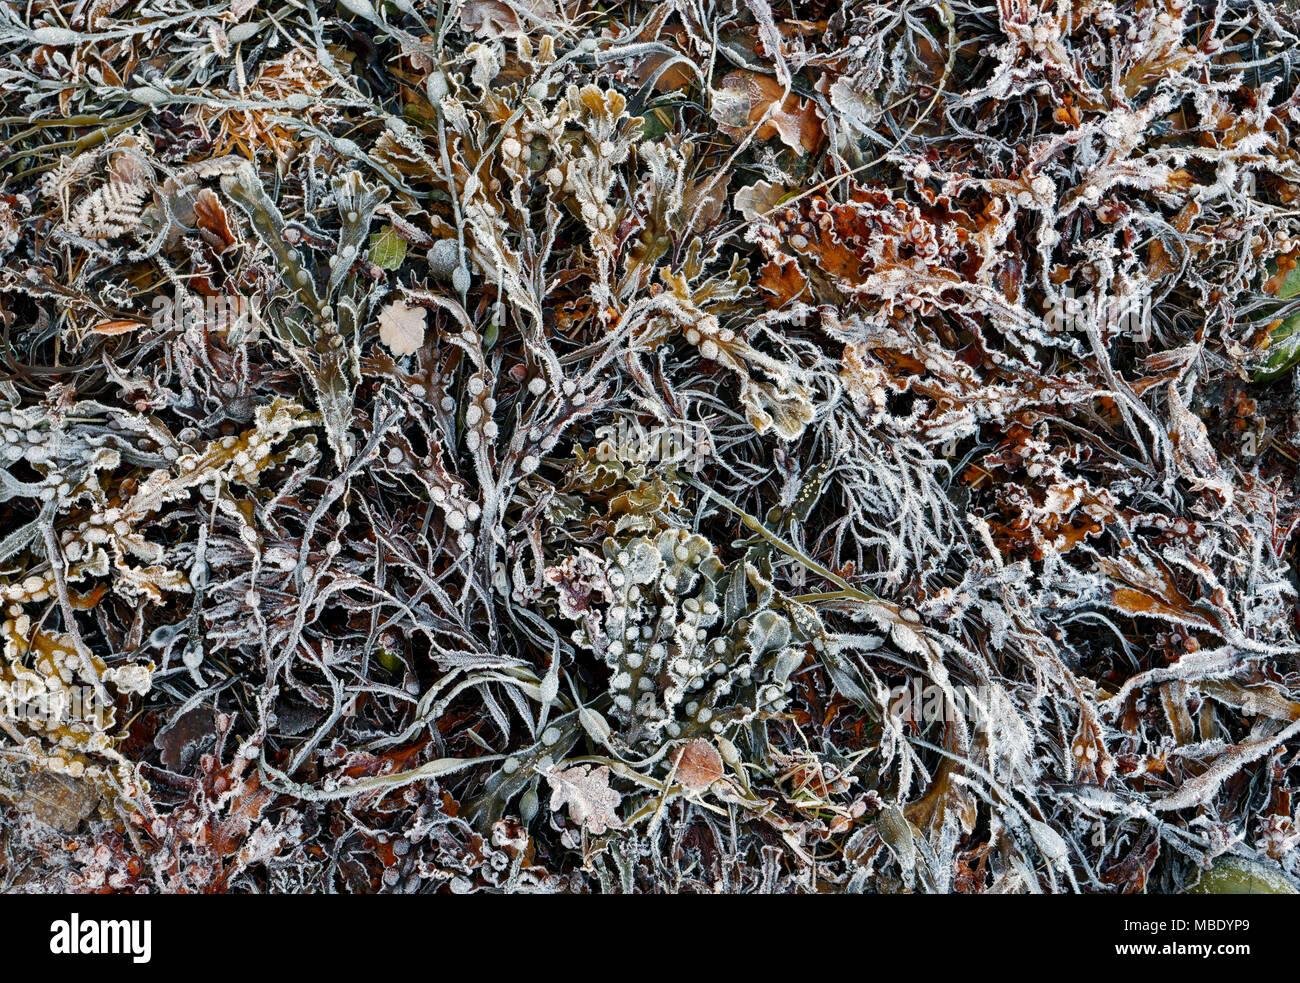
left=672, top=739, right=725, bottom=790
left=543, top=763, right=622, bottom=834
left=15, top=771, right=100, bottom=832
left=712, top=71, right=824, bottom=154
left=377, top=299, right=426, bottom=356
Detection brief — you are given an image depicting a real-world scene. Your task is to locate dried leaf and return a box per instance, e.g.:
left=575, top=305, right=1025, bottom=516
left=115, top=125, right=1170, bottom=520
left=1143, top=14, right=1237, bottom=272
left=543, top=763, right=622, bottom=834
left=377, top=298, right=426, bottom=356
left=672, top=739, right=724, bottom=790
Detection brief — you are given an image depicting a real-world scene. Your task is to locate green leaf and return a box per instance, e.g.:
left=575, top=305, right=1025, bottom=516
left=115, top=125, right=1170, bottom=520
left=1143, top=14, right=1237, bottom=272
left=1254, top=260, right=1300, bottom=381
left=641, top=112, right=670, bottom=141
left=1186, top=856, right=1298, bottom=894
left=367, top=225, right=407, bottom=270
left=1278, top=264, right=1300, bottom=300
left=1260, top=312, right=1300, bottom=380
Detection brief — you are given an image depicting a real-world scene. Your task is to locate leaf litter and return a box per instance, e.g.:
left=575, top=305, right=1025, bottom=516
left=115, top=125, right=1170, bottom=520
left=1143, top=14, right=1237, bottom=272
left=0, top=0, right=1299, bottom=894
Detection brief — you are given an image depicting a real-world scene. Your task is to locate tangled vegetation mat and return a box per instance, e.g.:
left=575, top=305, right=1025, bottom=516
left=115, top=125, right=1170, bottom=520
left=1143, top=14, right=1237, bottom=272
left=1, top=0, right=1300, bottom=894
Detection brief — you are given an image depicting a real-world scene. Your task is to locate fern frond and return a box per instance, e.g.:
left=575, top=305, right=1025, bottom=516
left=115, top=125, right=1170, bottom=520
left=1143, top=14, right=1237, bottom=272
left=65, top=180, right=147, bottom=239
